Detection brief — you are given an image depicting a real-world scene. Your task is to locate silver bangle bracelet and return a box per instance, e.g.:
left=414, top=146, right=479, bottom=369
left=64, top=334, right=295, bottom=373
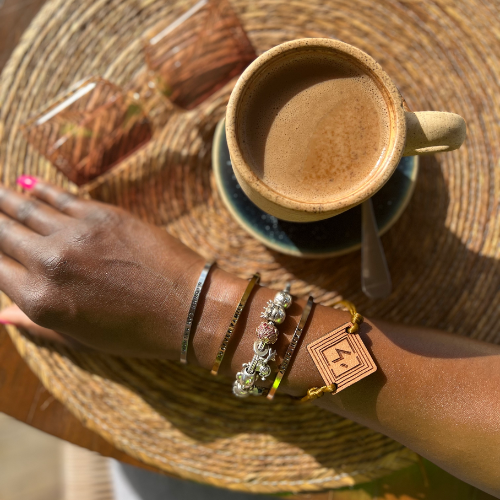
left=233, top=283, right=292, bottom=397
left=180, top=261, right=214, bottom=364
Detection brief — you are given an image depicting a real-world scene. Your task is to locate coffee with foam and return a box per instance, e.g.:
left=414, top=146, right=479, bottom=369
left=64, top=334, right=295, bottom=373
left=240, top=52, right=391, bottom=204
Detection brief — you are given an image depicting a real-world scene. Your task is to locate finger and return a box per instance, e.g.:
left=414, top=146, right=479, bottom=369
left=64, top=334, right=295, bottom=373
left=0, top=212, right=41, bottom=265
left=0, top=252, right=28, bottom=301
left=0, top=304, right=87, bottom=349
left=0, top=185, right=71, bottom=235
left=18, top=176, right=90, bottom=218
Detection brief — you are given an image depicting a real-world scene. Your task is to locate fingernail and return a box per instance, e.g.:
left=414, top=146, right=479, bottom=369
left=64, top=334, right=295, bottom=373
left=0, top=319, right=12, bottom=325
left=17, top=175, right=39, bottom=190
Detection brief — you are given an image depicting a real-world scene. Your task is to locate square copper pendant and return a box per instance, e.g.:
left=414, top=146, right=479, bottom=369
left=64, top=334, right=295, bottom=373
left=307, top=322, right=377, bottom=394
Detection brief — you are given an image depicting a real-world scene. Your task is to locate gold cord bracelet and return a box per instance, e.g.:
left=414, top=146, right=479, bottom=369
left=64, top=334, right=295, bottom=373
left=299, top=299, right=367, bottom=403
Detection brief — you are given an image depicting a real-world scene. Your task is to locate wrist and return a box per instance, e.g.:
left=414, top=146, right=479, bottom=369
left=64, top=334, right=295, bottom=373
left=150, top=252, right=206, bottom=360
left=173, top=263, right=353, bottom=400
left=192, top=271, right=350, bottom=398
left=190, top=266, right=256, bottom=369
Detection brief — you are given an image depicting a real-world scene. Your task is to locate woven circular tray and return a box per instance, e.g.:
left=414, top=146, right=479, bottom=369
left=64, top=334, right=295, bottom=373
left=0, top=0, right=499, bottom=494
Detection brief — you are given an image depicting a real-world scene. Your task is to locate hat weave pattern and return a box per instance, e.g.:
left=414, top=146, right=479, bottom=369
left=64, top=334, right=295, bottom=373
left=0, top=0, right=499, bottom=493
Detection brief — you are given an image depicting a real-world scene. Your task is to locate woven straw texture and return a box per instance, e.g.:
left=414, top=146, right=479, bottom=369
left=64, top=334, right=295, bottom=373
left=1, top=0, right=499, bottom=494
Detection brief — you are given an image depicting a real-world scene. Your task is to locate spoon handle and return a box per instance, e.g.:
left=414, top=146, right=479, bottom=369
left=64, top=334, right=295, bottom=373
left=361, top=199, right=392, bottom=299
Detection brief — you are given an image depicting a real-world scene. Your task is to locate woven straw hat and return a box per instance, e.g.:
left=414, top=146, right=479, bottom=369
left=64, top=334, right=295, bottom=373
left=1, top=0, right=499, bottom=494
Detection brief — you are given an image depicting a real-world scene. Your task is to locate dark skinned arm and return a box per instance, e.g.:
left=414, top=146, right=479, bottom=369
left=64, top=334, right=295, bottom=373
left=0, top=179, right=498, bottom=497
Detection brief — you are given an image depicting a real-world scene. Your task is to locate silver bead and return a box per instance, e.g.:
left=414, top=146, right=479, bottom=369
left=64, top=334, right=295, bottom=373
left=253, top=341, right=269, bottom=357
left=249, top=386, right=266, bottom=396
left=257, top=363, right=271, bottom=379
left=233, top=382, right=249, bottom=397
left=236, top=367, right=255, bottom=388
left=261, top=300, right=286, bottom=324
left=274, top=290, right=292, bottom=309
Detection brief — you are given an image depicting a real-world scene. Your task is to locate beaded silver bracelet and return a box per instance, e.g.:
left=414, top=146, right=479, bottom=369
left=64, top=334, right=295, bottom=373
left=233, top=283, right=292, bottom=397
left=180, top=261, right=214, bottom=364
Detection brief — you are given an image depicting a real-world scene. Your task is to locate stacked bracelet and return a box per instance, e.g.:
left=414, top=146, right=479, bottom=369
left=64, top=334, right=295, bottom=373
left=180, top=261, right=214, bottom=364
left=233, top=284, right=292, bottom=397
left=179, top=268, right=375, bottom=403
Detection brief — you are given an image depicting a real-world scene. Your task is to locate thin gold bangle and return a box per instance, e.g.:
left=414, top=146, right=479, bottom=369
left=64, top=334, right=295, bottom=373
left=211, top=273, right=261, bottom=375
left=267, top=296, right=314, bottom=400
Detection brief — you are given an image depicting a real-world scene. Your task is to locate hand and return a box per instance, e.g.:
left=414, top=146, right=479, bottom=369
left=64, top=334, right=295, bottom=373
left=0, top=177, right=205, bottom=357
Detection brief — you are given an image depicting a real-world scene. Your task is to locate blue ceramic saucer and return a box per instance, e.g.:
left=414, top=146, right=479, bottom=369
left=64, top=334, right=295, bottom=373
left=212, top=119, right=418, bottom=258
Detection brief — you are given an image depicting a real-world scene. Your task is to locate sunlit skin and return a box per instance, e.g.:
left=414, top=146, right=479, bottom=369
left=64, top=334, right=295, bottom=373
left=0, top=177, right=499, bottom=496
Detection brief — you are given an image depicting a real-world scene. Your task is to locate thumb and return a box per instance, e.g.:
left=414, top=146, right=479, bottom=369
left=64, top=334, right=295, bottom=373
left=0, top=304, right=85, bottom=349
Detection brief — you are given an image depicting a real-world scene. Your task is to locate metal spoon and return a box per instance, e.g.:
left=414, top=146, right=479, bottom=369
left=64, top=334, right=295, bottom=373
left=361, top=198, right=392, bottom=299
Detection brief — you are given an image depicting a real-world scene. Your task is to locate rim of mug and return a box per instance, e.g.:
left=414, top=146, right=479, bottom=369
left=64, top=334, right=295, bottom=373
left=226, top=38, right=407, bottom=218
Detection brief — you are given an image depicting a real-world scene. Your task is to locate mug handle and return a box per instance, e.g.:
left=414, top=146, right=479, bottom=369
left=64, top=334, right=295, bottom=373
left=402, top=111, right=466, bottom=156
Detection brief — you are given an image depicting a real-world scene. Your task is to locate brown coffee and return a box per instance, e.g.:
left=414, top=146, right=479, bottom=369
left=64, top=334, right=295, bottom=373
left=240, top=52, right=391, bottom=204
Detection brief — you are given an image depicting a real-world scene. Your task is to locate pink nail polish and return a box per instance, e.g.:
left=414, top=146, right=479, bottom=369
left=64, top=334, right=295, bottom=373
left=0, top=319, right=11, bottom=325
left=17, top=175, right=38, bottom=190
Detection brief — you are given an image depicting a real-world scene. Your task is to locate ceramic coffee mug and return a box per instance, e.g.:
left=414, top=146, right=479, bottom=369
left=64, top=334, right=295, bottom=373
left=226, top=38, right=466, bottom=222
